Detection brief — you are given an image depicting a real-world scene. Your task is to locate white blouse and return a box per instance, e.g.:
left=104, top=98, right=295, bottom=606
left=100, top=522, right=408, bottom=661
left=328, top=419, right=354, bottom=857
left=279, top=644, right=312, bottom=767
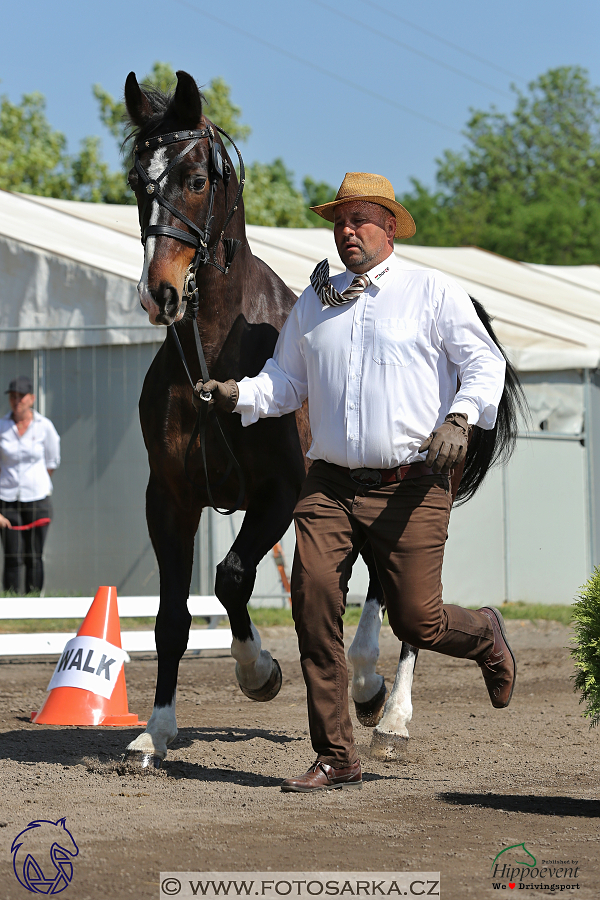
left=0, top=411, right=61, bottom=502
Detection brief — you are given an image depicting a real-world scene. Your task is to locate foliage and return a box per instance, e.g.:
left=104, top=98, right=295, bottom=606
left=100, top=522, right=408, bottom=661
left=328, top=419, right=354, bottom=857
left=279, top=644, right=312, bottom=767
left=493, top=601, right=574, bottom=626
left=571, top=568, right=600, bottom=727
left=0, top=600, right=576, bottom=633
left=398, top=66, right=600, bottom=264
left=303, top=175, right=336, bottom=228
left=244, top=158, right=311, bottom=227
left=92, top=63, right=253, bottom=205
left=0, top=91, right=108, bottom=200
left=94, top=63, right=252, bottom=150
left=0, top=63, right=337, bottom=222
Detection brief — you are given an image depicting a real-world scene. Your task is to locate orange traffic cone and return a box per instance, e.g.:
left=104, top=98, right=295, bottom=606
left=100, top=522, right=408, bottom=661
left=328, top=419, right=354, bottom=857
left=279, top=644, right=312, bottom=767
left=31, top=586, right=146, bottom=726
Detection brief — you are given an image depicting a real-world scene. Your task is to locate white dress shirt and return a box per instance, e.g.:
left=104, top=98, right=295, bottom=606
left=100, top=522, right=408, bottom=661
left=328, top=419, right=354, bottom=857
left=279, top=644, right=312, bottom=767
left=0, top=411, right=61, bottom=501
left=235, top=252, right=506, bottom=469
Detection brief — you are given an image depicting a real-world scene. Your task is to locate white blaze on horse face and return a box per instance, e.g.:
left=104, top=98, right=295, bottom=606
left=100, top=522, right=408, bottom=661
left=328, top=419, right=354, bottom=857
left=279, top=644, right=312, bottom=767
left=138, top=148, right=167, bottom=324
left=125, top=695, right=177, bottom=760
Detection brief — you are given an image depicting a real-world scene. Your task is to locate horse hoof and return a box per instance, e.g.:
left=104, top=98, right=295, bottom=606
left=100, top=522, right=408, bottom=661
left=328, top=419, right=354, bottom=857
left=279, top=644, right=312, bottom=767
left=122, top=750, right=162, bottom=769
left=369, top=729, right=409, bottom=761
left=239, top=658, right=282, bottom=702
left=354, top=680, right=387, bottom=727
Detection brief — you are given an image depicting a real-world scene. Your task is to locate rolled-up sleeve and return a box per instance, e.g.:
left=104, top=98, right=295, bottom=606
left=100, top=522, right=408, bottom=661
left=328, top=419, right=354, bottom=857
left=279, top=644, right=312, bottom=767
left=44, top=420, right=61, bottom=470
left=235, top=298, right=308, bottom=427
left=438, top=280, right=506, bottom=430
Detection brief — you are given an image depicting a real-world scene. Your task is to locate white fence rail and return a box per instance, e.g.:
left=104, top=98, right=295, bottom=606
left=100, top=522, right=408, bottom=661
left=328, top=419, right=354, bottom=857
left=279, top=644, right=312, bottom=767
left=0, top=595, right=231, bottom=656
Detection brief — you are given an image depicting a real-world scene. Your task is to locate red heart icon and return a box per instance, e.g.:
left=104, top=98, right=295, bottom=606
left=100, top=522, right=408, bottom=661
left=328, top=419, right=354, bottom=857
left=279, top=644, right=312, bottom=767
left=509, top=885, right=516, bottom=890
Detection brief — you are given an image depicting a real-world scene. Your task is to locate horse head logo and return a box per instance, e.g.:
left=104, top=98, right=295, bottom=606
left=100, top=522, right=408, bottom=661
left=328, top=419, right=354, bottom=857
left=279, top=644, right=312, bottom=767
left=11, top=818, right=79, bottom=894
left=491, top=842, right=537, bottom=871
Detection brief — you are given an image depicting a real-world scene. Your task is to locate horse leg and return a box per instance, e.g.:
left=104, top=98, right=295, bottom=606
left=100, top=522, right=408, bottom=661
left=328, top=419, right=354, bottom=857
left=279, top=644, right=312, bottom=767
left=369, top=642, right=419, bottom=760
left=347, top=542, right=420, bottom=758
left=216, top=489, right=295, bottom=701
left=347, top=545, right=387, bottom=726
left=125, top=476, right=200, bottom=767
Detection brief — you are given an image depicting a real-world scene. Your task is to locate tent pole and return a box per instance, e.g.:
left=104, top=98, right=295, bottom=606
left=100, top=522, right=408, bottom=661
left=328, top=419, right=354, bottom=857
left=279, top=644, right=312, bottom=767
left=502, top=461, right=511, bottom=603
left=583, top=368, right=594, bottom=573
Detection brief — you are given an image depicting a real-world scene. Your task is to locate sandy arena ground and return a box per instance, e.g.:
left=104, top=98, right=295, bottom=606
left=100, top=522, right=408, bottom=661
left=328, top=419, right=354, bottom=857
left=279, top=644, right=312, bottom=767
left=0, top=619, right=598, bottom=899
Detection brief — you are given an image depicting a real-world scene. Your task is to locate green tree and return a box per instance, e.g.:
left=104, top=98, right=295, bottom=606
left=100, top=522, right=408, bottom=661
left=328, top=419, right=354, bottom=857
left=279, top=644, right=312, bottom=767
left=0, top=93, right=85, bottom=198
left=244, top=158, right=312, bottom=227
left=93, top=62, right=252, bottom=203
left=399, top=66, right=600, bottom=264
left=302, top=175, right=336, bottom=227
left=0, top=89, right=139, bottom=202
left=93, top=63, right=251, bottom=148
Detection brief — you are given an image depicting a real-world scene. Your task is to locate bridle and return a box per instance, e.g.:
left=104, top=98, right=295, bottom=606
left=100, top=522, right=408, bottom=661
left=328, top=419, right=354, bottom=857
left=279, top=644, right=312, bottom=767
left=133, top=121, right=245, bottom=279
left=133, top=122, right=247, bottom=515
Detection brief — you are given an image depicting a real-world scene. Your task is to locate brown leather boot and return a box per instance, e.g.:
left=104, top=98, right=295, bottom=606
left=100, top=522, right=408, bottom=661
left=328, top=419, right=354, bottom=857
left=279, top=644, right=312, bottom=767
left=477, top=607, right=516, bottom=708
left=281, top=759, right=362, bottom=792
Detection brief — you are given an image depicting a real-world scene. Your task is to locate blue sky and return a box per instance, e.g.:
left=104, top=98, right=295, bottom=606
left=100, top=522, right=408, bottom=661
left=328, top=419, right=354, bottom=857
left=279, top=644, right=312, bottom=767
left=2, top=0, right=600, bottom=196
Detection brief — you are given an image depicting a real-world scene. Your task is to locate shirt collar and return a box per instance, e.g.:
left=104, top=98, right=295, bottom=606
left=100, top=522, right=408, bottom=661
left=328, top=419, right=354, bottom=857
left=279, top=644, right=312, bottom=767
left=344, top=251, right=398, bottom=292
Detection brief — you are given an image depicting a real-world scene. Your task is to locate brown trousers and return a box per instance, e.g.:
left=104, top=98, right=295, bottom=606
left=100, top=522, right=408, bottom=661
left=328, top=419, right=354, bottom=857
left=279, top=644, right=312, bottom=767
left=291, top=460, right=495, bottom=767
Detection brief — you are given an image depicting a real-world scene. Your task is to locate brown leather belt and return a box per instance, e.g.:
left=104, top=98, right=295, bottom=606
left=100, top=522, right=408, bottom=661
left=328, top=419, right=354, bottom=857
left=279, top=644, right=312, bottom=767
left=328, top=461, right=437, bottom=487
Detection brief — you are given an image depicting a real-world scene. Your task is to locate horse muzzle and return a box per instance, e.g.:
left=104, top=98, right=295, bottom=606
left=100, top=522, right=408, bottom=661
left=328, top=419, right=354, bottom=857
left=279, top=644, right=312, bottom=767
left=138, top=281, right=184, bottom=326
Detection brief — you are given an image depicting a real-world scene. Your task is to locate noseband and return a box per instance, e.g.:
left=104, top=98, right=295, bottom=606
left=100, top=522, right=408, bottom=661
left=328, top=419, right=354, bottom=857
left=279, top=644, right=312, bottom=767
left=133, top=122, right=247, bottom=516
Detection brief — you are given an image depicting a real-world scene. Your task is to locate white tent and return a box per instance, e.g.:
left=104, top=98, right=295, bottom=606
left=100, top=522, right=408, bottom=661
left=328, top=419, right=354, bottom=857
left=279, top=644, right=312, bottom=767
left=5, top=190, right=600, bottom=371
left=1, top=188, right=599, bottom=605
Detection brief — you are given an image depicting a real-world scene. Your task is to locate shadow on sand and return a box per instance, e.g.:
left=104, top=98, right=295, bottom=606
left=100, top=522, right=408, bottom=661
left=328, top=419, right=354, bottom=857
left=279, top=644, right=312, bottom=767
left=440, top=792, right=600, bottom=818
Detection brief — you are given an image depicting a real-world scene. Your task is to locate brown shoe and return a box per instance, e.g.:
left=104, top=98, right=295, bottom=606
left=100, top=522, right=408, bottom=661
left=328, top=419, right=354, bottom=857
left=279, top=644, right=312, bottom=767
left=281, top=759, right=362, bottom=793
left=477, top=607, right=516, bottom=708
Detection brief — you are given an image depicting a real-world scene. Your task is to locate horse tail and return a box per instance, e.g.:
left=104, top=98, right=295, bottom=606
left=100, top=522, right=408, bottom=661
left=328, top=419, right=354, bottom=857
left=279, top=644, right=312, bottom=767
left=454, top=297, right=528, bottom=506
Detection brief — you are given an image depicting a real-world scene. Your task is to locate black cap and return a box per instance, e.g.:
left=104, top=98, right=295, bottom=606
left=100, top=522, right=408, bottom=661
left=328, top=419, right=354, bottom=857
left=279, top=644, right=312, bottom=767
left=6, top=376, right=33, bottom=395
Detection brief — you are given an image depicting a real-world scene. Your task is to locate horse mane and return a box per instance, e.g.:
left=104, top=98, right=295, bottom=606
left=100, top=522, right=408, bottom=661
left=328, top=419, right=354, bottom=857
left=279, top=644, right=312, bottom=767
left=454, top=297, right=528, bottom=505
left=122, top=81, right=207, bottom=153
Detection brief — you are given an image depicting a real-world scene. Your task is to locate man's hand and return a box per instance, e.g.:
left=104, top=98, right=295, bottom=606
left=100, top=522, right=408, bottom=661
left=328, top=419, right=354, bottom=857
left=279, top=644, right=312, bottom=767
left=193, top=378, right=239, bottom=413
left=0, top=514, right=12, bottom=529
left=419, top=413, right=471, bottom=474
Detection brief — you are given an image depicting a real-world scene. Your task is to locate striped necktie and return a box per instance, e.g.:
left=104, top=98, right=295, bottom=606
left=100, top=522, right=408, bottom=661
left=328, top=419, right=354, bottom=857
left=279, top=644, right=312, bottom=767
left=310, top=258, right=371, bottom=308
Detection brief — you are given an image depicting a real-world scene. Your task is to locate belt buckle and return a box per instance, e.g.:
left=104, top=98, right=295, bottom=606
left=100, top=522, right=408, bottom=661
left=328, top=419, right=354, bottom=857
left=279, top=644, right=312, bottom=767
left=349, top=468, right=382, bottom=486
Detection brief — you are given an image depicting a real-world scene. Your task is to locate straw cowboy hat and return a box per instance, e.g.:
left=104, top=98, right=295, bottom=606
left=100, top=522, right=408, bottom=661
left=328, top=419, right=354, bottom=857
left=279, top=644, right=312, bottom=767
left=310, top=172, right=416, bottom=239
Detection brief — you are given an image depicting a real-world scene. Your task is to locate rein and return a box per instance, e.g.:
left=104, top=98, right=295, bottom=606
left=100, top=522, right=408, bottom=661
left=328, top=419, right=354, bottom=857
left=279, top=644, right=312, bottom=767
left=134, top=123, right=246, bottom=515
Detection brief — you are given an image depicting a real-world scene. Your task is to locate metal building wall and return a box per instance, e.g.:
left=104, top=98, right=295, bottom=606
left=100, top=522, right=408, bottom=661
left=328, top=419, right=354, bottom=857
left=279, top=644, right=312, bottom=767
left=0, top=340, right=293, bottom=601
left=0, top=342, right=162, bottom=596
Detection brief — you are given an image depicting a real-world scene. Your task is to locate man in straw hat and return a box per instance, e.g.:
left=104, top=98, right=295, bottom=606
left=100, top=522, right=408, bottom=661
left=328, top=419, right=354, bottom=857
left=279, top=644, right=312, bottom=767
left=198, top=172, right=515, bottom=792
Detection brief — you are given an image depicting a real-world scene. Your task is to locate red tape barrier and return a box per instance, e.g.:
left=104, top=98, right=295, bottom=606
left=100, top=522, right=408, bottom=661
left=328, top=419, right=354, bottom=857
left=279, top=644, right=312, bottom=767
left=8, top=518, right=51, bottom=531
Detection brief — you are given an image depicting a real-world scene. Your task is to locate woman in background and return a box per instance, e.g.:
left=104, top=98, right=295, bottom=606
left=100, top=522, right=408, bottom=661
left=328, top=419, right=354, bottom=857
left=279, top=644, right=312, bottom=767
left=0, top=376, right=60, bottom=594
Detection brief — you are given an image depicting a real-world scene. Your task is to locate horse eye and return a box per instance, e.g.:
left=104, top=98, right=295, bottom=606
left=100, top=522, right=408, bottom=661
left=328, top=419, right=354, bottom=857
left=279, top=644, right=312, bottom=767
left=188, top=175, right=206, bottom=192
left=128, top=170, right=138, bottom=190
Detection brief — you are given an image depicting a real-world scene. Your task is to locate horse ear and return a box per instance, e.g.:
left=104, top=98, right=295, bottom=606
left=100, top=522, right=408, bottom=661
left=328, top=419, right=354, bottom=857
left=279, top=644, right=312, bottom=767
left=173, top=71, right=203, bottom=128
left=124, top=71, right=154, bottom=126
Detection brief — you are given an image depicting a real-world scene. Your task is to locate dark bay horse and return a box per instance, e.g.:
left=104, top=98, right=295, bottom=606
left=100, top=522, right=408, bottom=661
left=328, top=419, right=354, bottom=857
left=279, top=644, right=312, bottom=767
left=122, top=70, right=523, bottom=767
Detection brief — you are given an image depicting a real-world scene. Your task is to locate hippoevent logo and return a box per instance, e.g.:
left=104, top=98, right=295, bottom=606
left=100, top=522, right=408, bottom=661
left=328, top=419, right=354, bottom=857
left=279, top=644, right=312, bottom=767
left=490, top=842, right=581, bottom=891
left=11, top=817, right=79, bottom=894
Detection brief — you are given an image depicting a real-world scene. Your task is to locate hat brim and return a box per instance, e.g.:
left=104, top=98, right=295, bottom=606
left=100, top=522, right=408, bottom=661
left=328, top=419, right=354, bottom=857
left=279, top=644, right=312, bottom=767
left=310, top=195, right=416, bottom=239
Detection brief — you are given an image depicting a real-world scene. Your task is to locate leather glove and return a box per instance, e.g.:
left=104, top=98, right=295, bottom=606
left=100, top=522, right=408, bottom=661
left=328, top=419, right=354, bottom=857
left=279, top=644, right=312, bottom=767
left=193, top=378, right=239, bottom=412
left=419, top=412, right=470, bottom=474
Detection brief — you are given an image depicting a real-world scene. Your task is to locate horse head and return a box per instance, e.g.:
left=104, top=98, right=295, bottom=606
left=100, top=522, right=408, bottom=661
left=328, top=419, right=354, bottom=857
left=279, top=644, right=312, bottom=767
left=125, top=70, right=242, bottom=326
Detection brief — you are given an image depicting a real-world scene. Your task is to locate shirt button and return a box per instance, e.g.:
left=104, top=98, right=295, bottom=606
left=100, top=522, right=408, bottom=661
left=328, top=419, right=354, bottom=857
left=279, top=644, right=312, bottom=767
left=349, top=403, right=355, bottom=410
left=351, top=374, right=357, bottom=380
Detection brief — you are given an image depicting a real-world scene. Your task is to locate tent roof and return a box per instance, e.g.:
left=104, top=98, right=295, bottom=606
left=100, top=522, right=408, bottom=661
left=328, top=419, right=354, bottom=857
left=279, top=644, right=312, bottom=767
left=2, top=190, right=600, bottom=370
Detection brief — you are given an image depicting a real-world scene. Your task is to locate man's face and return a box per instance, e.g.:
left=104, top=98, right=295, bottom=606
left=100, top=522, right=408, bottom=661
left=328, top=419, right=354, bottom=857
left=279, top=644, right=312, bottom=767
left=333, top=201, right=396, bottom=273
